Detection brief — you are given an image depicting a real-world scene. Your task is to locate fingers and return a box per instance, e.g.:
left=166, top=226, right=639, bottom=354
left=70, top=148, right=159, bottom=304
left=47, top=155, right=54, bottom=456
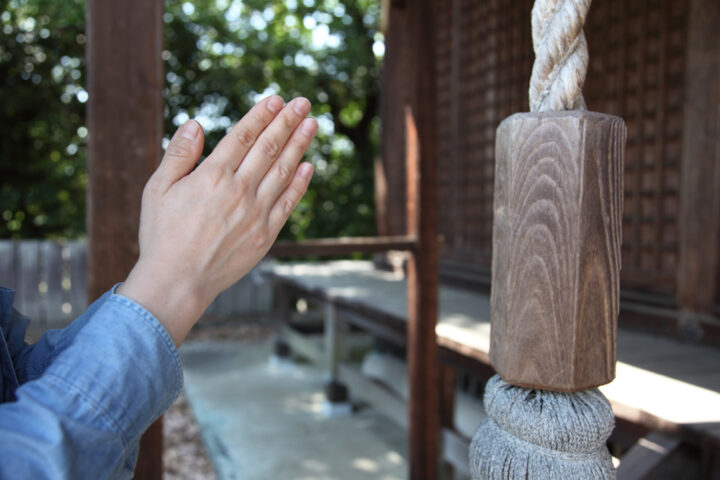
left=152, top=120, right=204, bottom=191
left=255, top=117, right=317, bottom=206
left=235, top=97, right=312, bottom=187
left=205, top=95, right=284, bottom=171
left=268, top=162, right=314, bottom=233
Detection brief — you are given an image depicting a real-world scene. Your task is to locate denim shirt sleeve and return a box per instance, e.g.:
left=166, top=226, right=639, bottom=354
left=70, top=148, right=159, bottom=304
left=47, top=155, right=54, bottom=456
left=0, top=288, right=184, bottom=480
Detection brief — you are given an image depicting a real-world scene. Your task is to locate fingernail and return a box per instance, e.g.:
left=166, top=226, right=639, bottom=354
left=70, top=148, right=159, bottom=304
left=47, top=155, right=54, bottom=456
left=301, top=118, right=317, bottom=136
left=181, top=120, right=200, bottom=140
left=267, top=96, right=283, bottom=114
left=299, top=162, right=314, bottom=180
left=293, top=97, right=311, bottom=116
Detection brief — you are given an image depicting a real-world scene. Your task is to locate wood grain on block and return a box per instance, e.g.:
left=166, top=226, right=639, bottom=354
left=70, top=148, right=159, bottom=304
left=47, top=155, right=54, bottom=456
left=490, top=111, right=625, bottom=391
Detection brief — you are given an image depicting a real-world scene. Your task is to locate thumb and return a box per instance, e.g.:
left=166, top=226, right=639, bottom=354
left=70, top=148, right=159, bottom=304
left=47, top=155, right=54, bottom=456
left=155, top=120, right=204, bottom=189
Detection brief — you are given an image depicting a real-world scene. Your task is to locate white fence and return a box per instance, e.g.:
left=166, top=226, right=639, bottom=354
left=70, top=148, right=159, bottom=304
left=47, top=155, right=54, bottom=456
left=0, top=240, right=272, bottom=329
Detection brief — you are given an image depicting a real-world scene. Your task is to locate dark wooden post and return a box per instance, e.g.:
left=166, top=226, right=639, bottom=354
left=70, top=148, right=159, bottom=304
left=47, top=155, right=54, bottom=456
left=676, top=0, right=720, bottom=315
left=86, top=1, right=165, bottom=479
left=405, top=0, right=440, bottom=478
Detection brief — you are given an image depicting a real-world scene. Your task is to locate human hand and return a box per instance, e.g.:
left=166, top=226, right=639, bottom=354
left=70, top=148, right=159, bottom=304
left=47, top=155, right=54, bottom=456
left=117, top=96, right=317, bottom=345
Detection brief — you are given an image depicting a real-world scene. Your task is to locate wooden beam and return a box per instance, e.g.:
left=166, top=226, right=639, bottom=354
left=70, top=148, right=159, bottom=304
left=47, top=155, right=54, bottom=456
left=268, top=235, right=416, bottom=257
left=676, top=0, right=720, bottom=313
left=86, top=1, right=164, bottom=479
left=404, top=0, right=440, bottom=477
left=338, top=364, right=408, bottom=429
left=616, top=432, right=687, bottom=480
left=280, top=325, right=324, bottom=365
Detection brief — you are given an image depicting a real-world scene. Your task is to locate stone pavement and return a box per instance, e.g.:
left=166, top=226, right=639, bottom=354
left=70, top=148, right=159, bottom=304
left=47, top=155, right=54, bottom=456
left=180, top=339, right=408, bottom=480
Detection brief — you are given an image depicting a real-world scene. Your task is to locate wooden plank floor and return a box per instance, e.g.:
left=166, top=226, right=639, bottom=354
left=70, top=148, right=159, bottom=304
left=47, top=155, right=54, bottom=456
left=266, top=260, right=720, bottom=441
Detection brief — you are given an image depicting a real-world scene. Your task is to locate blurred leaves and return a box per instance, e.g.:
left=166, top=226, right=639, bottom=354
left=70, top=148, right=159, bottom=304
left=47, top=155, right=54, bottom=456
left=0, top=0, right=87, bottom=238
left=1, top=0, right=382, bottom=240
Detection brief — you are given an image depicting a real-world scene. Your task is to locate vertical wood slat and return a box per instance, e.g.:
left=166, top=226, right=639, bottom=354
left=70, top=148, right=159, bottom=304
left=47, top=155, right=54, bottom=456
left=653, top=0, right=669, bottom=273
left=405, top=0, right=440, bottom=478
left=86, top=0, right=164, bottom=478
left=41, top=241, right=65, bottom=326
left=17, top=241, right=41, bottom=323
left=449, top=0, right=462, bottom=251
left=250, top=264, right=273, bottom=313
left=632, top=0, right=648, bottom=272
left=207, top=288, right=230, bottom=317
left=676, top=0, right=720, bottom=313
left=67, top=240, right=87, bottom=320
left=233, top=276, right=254, bottom=314
left=0, top=241, right=16, bottom=291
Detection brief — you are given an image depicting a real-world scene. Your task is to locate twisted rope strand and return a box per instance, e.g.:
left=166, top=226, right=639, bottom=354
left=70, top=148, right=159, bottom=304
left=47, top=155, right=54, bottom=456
left=529, top=0, right=591, bottom=111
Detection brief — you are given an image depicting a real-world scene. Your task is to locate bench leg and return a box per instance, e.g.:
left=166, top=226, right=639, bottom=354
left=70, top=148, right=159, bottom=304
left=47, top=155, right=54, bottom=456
left=323, top=302, right=351, bottom=416
left=272, top=282, right=292, bottom=361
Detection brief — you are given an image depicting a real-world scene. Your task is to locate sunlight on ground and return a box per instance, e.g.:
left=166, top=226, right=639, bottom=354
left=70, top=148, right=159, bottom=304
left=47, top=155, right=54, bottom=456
left=282, top=391, right=326, bottom=417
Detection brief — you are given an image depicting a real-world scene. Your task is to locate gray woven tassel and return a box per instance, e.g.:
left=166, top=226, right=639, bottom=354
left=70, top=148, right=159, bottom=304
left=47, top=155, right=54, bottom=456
left=469, top=375, right=616, bottom=479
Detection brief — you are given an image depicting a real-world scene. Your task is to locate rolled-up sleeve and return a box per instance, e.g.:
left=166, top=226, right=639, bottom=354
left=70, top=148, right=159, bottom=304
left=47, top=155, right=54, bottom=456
left=0, top=291, right=183, bottom=480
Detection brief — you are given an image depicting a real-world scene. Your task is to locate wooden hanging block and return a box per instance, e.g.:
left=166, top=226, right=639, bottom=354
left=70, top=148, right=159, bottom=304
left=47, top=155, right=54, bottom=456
left=490, top=111, right=626, bottom=392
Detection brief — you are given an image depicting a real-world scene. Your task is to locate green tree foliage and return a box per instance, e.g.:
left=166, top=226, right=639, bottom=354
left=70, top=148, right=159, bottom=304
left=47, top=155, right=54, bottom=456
left=1, top=0, right=382, bottom=240
left=0, top=0, right=87, bottom=238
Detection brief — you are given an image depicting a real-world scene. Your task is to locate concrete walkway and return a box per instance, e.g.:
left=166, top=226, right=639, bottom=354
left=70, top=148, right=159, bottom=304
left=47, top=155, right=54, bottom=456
left=180, top=339, right=408, bottom=480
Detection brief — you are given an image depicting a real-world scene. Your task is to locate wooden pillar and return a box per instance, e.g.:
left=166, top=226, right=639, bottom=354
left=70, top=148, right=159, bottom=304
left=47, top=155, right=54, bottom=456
left=405, top=0, right=440, bottom=478
left=381, top=0, right=412, bottom=237
left=676, top=0, right=720, bottom=314
left=86, top=1, right=165, bottom=479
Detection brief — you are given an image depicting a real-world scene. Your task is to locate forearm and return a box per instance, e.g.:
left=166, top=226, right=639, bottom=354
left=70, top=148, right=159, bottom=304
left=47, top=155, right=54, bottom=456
left=0, top=292, right=182, bottom=479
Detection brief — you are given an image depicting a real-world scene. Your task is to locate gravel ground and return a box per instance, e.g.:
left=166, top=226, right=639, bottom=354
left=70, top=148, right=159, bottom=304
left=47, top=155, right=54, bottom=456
left=162, top=321, right=272, bottom=480
left=163, top=392, right=217, bottom=480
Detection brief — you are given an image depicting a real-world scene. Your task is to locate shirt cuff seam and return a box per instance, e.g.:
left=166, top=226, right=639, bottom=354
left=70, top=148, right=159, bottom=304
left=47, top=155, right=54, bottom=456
left=107, top=292, right=184, bottom=400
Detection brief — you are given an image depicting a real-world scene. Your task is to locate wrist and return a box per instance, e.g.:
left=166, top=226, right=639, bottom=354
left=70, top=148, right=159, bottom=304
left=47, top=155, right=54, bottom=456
left=117, top=261, right=211, bottom=346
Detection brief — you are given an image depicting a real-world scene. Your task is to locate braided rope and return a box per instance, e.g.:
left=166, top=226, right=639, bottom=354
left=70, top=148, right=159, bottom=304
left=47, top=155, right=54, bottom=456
left=529, top=0, right=591, bottom=112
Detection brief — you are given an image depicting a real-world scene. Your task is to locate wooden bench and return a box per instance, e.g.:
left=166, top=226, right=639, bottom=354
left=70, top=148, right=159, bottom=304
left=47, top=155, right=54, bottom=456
left=264, top=260, right=720, bottom=478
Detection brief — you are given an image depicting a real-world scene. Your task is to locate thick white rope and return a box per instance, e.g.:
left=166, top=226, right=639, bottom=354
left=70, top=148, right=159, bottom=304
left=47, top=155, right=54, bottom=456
left=529, top=0, right=591, bottom=111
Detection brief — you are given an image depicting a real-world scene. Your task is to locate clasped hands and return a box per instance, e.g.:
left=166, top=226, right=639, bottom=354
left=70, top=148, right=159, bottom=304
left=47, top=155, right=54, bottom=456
left=118, top=96, right=317, bottom=345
